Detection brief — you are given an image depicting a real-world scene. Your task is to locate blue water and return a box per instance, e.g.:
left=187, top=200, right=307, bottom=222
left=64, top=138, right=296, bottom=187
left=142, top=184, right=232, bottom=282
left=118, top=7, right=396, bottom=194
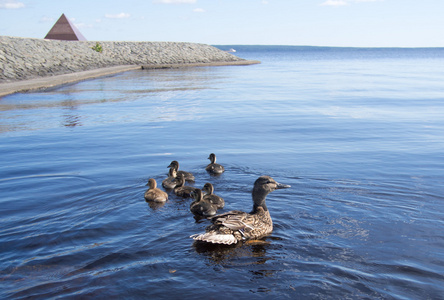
left=1, top=46, right=444, bottom=299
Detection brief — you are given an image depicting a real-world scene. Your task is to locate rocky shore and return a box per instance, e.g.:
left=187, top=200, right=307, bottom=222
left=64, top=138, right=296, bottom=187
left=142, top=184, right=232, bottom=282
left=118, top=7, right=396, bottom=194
left=0, top=36, right=252, bottom=83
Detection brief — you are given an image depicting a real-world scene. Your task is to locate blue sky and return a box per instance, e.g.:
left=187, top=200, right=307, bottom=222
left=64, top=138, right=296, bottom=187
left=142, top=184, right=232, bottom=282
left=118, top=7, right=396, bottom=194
left=1, top=0, right=443, bottom=47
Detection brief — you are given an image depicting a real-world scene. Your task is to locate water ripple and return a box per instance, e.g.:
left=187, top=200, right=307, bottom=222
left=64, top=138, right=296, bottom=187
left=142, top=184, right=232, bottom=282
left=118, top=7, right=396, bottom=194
left=2, top=48, right=444, bottom=298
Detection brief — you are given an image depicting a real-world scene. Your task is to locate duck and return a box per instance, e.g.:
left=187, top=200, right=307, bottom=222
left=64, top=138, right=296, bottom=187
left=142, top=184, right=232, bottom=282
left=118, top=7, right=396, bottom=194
left=174, top=173, right=197, bottom=198
left=190, top=189, right=217, bottom=217
left=190, top=176, right=290, bottom=245
left=162, top=167, right=178, bottom=189
left=144, top=178, right=168, bottom=203
left=202, top=182, right=225, bottom=209
left=205, top=153, right=225, bottom=174
left=168, top=160, right=195, bottom=182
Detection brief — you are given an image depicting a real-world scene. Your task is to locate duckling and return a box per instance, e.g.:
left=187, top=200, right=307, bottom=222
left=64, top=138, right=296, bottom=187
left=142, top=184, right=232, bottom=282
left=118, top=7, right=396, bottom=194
left=190, top=189, right=217, bottom=217
left=202, top=182, right=225, bottom=209
left=168, top=160, right=195, bottom=182
left=190, top=176, right=290, bottom=245
left=205, top=153, right=225, bottom=174
left=144, top=178, right=168, bottom=203
left=162, top=167, right=178, bottom=189
left=174, top=173, right=197, bottom=198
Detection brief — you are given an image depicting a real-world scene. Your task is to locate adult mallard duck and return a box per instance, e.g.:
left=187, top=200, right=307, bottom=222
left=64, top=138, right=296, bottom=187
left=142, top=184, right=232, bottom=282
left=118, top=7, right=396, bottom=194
left=190, top=189, right=217, bottom=217
left=162, top=167, right=178, bottom=189
left=190, top=176, right=290, bottom=245
left=144, top=178, right=168, bottom=203
left=202, top=182, right=225, bottom=209
left=174, top=173, right=197, bottom=198
left=205, top=153, right=225, bottom=174
left=168, top=160, right=195, bottom=182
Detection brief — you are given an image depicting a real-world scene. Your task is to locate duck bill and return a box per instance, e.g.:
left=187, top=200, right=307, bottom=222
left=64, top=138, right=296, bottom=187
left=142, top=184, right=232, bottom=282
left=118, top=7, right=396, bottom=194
left=276, top=182, right=291, bottom=189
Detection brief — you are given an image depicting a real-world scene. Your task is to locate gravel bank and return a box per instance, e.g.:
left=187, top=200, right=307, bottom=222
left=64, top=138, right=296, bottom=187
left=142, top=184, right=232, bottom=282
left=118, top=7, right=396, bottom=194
left=0, top=36, right=249, bottom=83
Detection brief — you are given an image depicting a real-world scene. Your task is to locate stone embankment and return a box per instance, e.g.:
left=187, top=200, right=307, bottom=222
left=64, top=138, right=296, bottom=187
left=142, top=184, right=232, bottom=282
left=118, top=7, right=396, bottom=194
left=0, top=36, right=251, bottom=83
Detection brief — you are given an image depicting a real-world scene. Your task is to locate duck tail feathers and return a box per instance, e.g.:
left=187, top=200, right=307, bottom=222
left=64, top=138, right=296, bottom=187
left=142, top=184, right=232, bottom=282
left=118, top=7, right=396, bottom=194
left=190, top=233, right=237, bottom=245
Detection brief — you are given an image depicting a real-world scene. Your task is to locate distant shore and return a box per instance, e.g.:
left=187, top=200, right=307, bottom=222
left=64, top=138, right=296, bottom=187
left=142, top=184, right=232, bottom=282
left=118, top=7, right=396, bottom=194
left=0, top=36, right=259, bottom=97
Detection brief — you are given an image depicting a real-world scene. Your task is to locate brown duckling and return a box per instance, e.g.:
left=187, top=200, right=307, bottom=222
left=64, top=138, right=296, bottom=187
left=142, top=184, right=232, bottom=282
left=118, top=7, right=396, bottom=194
left=190, top=189, right=217, bottom=217
left=190, top=176, right=290, bottom=245
left=205, top=153, right=225, bottom=174
left=202, top=182, right=225, bottom=209
left=144, top=178, right=168, bottom=203
left=168, top=160, right=195, bottom=182
left=174, top=173, right=197, bottom=198
left=162, top=167, right=178, bottom=189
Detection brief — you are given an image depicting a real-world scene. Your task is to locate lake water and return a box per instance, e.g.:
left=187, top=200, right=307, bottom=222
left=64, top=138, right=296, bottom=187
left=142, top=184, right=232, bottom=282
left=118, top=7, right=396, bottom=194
left=1, top=46, right=444, bottom=299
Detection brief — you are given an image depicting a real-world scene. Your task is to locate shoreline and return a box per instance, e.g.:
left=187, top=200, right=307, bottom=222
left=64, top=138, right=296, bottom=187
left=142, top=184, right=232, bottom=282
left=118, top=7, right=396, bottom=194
left=0, top=36, right=260, bottom=97
left=0, top=60, right=260, bottom=97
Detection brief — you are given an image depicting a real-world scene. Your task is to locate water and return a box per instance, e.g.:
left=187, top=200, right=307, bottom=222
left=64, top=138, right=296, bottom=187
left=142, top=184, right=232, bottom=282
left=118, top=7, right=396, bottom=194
left=1, top=46, right=444, bottom=299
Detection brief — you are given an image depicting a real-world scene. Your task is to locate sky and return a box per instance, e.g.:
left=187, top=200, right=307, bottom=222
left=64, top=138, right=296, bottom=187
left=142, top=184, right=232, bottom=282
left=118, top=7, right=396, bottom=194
left=1, top=0, right=444, bottom=47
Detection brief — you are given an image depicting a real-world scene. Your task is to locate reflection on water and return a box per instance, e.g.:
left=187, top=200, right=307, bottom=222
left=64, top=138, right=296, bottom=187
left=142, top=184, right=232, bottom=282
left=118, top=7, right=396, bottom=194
left=62, top=112, right=82, bottom=127
left=1, top=48, right=444, bottom=299
left=0, top=68, right=227, bottom=134
left=192, top=240, right=271, bottom=265
left=61, top=101, right=82, bottom=127
left=146, top=200, right=166, bottom=210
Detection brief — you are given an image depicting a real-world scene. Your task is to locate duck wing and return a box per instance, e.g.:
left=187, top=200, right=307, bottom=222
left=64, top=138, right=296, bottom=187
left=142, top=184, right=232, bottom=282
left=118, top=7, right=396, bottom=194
left=190, top=200, right=217, bottom=217
left=174, top=186, right=196, bottom=198
left=203, top=194, right=225, bottom=209
left=205, top=164, right=224, bottom=174
left=191, top=211, right=254, bottom=245
left=178, top=171, right=195, bottom=182
left=211, top=210, right=255, bottom=232
left=162, top=176, right=177, bottom=189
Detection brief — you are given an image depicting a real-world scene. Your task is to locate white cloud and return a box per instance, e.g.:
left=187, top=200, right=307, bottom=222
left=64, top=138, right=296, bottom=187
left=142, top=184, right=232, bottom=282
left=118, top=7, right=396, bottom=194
left=193, top=8, right=205, bottom=13
left=75, top=23, right=93, bottom=29
left=262, top=1, right=269, bottom=4
left=40, top=16, right=54, bottom=23
left=154, top=0, right=197, bottom=4
left=320, top=0, right=347, bottom=6
left=105, top=12, right=131, bottom=19
left=320, top=0, right=383, bottom=5
left=0, top=0, right=25, bottom=9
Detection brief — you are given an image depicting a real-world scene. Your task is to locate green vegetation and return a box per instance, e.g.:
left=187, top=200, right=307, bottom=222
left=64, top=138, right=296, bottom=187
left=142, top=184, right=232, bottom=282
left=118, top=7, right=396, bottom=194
left=91, top=42, right=103, bottom=53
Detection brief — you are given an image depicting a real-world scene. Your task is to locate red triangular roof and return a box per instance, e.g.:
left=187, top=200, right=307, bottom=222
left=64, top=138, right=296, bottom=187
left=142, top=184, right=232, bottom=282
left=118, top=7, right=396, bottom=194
left=44, top=13, right=87, bottom=41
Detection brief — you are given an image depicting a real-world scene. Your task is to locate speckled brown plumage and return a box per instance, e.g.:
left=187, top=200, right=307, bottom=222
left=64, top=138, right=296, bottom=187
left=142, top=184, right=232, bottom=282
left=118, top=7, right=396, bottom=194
left=190, top=176, right=290, bottom=245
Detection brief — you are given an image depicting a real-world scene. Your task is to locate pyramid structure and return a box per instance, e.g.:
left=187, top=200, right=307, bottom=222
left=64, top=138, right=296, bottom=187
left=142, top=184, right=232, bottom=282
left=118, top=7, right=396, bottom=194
left=44, top=13, right=87, bottom=41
